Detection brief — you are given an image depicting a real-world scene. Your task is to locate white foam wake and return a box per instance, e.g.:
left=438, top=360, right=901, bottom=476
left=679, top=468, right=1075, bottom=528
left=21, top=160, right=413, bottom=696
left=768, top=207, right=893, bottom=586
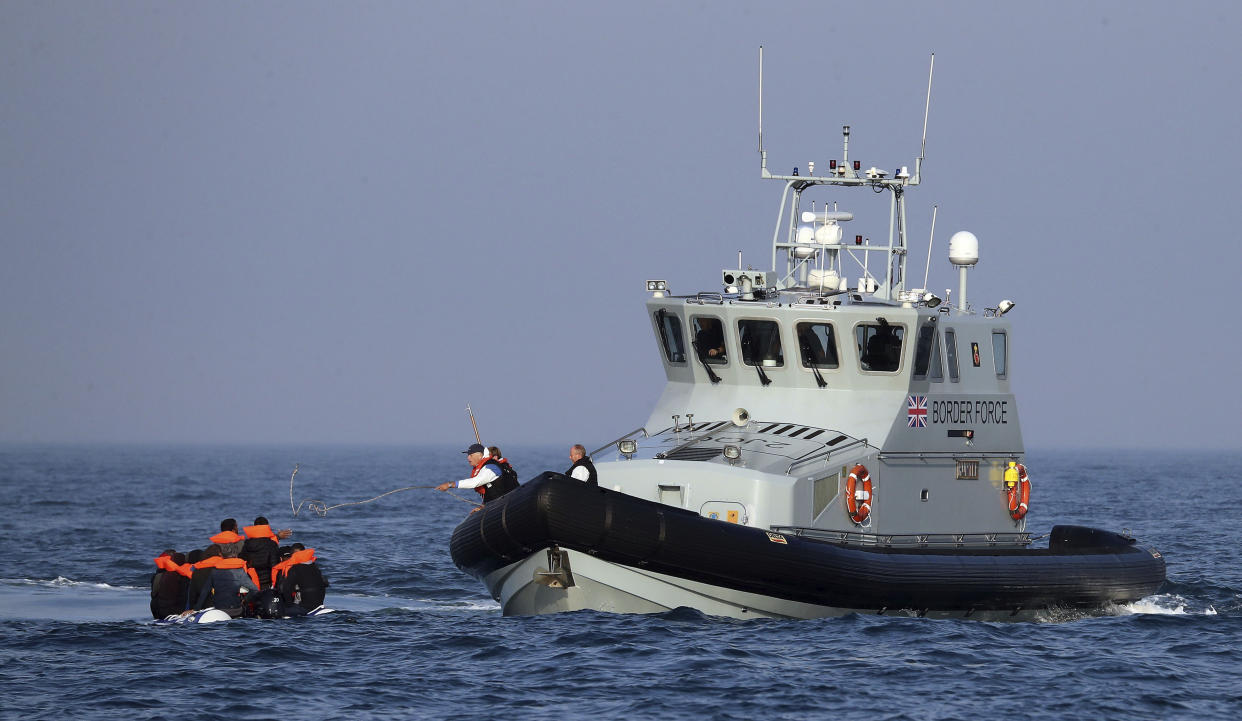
left=2, top=576, right=143, bottom=591
left=1118, top=593, right=1216, bottom=616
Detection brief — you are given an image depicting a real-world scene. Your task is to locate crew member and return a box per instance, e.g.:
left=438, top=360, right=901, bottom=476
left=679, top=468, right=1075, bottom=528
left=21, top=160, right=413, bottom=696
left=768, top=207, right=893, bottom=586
left=436, top=443, right=518, bottom=503
left=567, top=444, right=598, bottom=486
left=694, top=317, right=726, bottom=359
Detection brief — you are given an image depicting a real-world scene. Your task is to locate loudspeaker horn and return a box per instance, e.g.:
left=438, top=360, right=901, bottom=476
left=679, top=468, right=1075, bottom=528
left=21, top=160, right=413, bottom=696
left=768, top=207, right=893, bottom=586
left=731, top=408, right=750, bottom=427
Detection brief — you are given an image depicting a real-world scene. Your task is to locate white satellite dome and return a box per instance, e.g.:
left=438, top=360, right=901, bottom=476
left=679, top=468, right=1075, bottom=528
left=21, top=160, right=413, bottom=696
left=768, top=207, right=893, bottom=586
left=948, top=230, right=979, bottom=266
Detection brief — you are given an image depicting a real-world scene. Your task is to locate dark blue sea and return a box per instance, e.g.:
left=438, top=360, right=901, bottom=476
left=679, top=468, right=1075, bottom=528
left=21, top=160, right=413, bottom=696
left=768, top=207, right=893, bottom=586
left=0, top=445, right=1238, bottom=720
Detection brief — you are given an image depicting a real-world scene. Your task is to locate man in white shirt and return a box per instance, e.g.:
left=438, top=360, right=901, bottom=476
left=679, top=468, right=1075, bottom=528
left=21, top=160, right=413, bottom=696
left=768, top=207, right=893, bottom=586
left=437, top=443, right=510, bottom=502
left=566, top=444, right=598, bottom=486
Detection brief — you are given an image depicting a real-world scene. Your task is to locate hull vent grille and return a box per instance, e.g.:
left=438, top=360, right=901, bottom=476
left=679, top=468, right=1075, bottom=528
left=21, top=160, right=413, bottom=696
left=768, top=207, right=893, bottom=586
left=664, top=447, right=724, bottom=462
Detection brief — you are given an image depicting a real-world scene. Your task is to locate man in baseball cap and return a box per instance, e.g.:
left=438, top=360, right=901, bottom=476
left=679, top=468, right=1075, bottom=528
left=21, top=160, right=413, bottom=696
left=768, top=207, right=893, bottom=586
left=436, top=443, right=516, bottom=503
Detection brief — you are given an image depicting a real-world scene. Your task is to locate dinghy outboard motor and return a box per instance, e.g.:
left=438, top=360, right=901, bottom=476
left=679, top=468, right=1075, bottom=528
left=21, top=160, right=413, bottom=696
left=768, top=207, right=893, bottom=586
left=254, top=589, right=287, bottom=619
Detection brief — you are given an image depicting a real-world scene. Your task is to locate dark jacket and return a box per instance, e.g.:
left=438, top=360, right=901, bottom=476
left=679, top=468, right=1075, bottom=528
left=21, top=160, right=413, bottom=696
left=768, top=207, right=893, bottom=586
left=196, top=567, right=258, bottom=615
left=567, top=457, right=598, bottom=486
left=187, top=566, right=215, bottom=611
left=278, top=563, right=329, bottom=611
left=240, top=537, right=281, bottom=589
left=150, top=571, right=189, bottom=619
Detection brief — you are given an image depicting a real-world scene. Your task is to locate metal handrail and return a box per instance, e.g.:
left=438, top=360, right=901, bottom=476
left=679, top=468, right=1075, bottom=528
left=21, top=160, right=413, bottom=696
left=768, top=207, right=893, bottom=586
left=590, top=427, right=649, bottom=458
left=877, top=450, right=1024, bottom=461
left=785, top=437, right=870, bottom=475
left=770, top=525, right=1033, bottom=548
left=689, top=292, right=725, bottom=305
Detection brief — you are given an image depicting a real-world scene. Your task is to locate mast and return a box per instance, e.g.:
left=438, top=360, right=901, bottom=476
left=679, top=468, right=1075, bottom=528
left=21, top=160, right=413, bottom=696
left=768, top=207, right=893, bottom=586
left=752, top=51, right=933, bottom=301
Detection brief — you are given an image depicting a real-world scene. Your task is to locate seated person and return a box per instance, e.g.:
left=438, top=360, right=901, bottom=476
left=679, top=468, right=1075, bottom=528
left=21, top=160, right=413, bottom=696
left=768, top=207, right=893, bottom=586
left=863, top=324, right=901, bottom=372
left=273, top=543, right=329, bottom=612
left=240, top=516, right=283, bottom=590
left=693, top=318, right=726, bottom=361
left=150, top=550, right=190, bottom=619
left=740, top=322, right=782, bottom=366
left=799, top=327, right=829, bottom=364
left=194, top=544, right=261, bottom=618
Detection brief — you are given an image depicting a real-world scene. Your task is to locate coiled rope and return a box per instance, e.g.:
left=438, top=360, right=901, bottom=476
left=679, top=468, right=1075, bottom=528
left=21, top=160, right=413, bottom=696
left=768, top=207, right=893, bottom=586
left=288, top=464, right=481, bottom=517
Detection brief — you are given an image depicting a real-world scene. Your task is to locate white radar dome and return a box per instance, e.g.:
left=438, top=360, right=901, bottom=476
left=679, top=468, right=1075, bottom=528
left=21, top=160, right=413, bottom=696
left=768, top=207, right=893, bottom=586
left=796, top=225, right=814, bottom=244
left=948, top=230, right=979, bottom=266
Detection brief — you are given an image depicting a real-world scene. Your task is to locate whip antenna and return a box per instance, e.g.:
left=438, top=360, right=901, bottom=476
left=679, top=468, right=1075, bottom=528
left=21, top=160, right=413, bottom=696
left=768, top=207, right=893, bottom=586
left=923, top=204, right=938, bottom=290
left=466, top=403, right=483, bottom=445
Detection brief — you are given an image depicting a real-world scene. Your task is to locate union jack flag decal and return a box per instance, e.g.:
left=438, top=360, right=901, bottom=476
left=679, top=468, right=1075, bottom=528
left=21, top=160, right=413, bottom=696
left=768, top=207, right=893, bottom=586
left=907, top=395, right=928, bottom=428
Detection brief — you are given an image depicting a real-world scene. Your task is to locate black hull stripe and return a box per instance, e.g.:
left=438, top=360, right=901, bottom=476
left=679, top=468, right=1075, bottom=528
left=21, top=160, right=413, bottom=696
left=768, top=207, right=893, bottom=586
left=449, top=473, right=1166, bottom=612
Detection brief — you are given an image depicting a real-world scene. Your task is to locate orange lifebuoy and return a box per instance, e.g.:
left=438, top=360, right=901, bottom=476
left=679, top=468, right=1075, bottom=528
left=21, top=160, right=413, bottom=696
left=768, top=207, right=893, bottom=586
left=846, top=464, right=872, bottom=524
left=1007, top=463, right=1031, bottom=520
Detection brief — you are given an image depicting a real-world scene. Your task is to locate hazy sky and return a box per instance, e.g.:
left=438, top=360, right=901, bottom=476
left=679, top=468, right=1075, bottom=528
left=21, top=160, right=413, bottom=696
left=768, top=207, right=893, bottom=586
left=3, top=1, right=1239, bottom=449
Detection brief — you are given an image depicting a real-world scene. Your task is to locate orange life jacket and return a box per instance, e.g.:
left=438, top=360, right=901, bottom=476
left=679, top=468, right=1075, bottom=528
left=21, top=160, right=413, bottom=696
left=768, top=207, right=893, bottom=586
left=153, top=554, right=193, bottom=578
left=471, top=457, right=506, bottom=497
left=209, top=530, right=246, bottom=544
left=243, top=524, right=278, bottom=542
left=193, top=555, right=223, bottom=570
left=208, top=556, right=262, bottom=589
left=270, top=548, right=317, bottom=587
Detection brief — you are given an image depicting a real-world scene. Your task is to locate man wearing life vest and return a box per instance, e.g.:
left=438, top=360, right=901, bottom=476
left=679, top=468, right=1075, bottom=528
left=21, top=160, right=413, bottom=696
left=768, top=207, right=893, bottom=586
left=196, top=526, right=261, bottom=617
left=436, top=443, right=518, bottom=503
left=272, top=543, right=329, bottom=613
left=150, top=550, right=191, bottom=619
left=240, top=516, right=287, bottom=590
left=186, top=545, right=221, bottom=611
left=567, top=444, right=598, bottom=487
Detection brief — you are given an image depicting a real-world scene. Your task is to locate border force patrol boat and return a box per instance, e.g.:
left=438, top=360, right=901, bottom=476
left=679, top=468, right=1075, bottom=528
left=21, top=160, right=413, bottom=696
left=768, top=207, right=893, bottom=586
left=448, top=51, right=1166, bottom=620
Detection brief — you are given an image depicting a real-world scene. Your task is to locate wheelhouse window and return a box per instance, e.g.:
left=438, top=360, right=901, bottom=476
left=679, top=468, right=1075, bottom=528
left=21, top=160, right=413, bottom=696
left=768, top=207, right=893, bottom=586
left=796, top=322, right=840, bottom=369
left=654, top=310, right=686, bottom=364
left=944, top=328, right=960, bottom=382
left=691, top=316, right=728, bottom=365
left=913, top=324, right=944, bottom=381
left=856, top=322, right=904, bottom=372
left=992, top=330, right=1008, bottom=378
left=738, top=319, right=784, bottom=367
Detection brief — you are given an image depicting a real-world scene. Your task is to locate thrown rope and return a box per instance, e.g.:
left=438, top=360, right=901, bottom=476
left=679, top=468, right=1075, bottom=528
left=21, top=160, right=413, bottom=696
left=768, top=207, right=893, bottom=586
left=288, top=463, right=481, bottom=517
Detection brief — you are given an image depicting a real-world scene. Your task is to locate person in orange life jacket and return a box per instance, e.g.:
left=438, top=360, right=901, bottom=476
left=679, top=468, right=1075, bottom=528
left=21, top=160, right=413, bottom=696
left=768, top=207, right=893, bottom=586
left=196, top=530, right=261, bottom=617
left=488, top=446, right=520, bottom=494
left=273, top=543, right=329, bottom=612
left=150, top=549, right=190, bottom=619
left=436, top=443, right=518, bottom=503
left=567, top=444, right=598, bottom=486
left=240, top=516, right=291, bottom=590
left=187, top=544, right=222, bottom=611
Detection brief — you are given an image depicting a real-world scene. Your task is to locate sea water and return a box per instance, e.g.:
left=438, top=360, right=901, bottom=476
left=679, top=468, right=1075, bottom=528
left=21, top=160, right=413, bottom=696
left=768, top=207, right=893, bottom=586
left=0, top=445, right=1238, bottom=720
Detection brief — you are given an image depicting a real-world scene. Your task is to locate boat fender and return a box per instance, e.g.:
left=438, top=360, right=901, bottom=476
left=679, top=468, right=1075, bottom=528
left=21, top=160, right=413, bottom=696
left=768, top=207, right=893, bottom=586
left=845, top=464, right=872, bottom=524
left=1005, top=463, right=1031, bottom=520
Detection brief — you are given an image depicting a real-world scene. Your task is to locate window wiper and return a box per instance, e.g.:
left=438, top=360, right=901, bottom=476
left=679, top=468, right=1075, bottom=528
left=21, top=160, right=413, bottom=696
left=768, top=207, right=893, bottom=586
left=754, top=363, right=772, bottom=386
left=693, top=341, right=722, bottom=384
left=800, top=342, right=827, bottom=388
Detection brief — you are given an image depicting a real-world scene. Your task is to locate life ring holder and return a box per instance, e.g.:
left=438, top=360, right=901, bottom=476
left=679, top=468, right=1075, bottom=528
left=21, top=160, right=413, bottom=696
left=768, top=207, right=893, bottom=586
left=846, top=464, right=873, bottom=526
left=1007, top=463, right=1031, bottom=521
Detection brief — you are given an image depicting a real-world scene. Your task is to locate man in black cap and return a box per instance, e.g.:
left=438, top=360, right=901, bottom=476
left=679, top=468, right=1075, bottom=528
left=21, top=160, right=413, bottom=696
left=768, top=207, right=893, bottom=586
left=436, top=443, right=517, bottom=503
